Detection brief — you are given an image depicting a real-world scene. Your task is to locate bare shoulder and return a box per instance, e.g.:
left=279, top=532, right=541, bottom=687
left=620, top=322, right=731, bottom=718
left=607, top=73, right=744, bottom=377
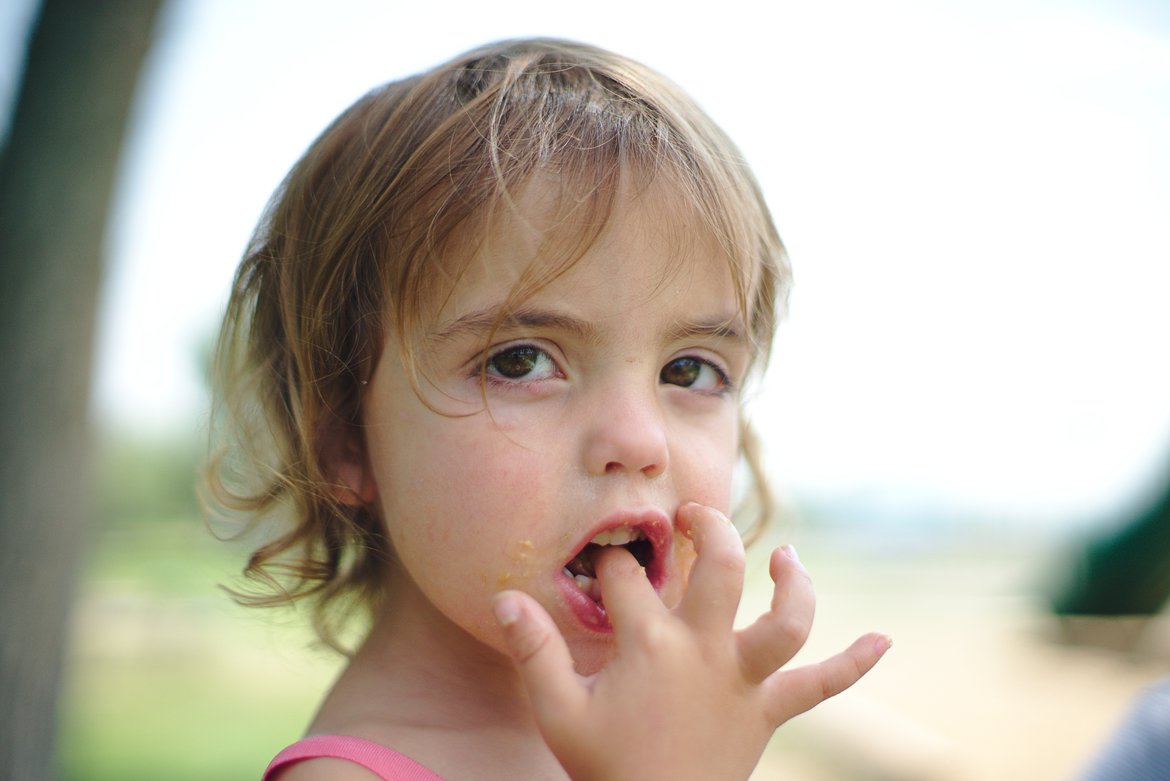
left=272, top=757, right=386, bottom=781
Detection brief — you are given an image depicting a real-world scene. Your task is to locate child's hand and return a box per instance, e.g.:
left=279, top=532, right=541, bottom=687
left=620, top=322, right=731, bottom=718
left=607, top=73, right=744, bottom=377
left=492, top=502, right=890, bottom=781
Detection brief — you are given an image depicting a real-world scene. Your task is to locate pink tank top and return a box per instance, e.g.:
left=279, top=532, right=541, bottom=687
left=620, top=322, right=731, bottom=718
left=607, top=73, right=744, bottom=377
left=263, top=735, right=447, bottom=781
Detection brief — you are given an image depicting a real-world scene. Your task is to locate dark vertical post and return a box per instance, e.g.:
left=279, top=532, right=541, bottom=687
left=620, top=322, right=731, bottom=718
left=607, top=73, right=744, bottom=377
left=0, top=1, right=162, bottom=777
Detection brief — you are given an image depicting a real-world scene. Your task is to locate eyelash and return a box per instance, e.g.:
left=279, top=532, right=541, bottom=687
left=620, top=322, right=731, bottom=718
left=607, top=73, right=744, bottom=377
left=474, top=343, right=734, bottom=396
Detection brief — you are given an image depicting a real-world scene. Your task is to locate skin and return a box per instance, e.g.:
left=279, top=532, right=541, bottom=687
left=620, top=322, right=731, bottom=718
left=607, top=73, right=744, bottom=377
left=279, top=181, right=889, bottom=781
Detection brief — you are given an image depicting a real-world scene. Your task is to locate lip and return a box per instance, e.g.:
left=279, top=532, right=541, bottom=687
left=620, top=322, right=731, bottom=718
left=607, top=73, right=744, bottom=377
left=556, top=508, right=673, bottom=632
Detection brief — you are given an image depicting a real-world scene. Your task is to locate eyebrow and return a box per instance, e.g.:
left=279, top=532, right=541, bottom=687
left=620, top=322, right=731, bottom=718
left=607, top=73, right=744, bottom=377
left=429, top=307, right=597, bottom=345
left=429, top=304, right=747, bottom=347
left=664, top=318, right=745, bottom=344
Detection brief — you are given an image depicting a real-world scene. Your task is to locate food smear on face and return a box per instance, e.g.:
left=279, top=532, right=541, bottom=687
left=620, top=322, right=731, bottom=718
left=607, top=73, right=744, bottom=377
left=495, top=539, right=537, bottom=588
left=671, top=526, right=698, bottom=587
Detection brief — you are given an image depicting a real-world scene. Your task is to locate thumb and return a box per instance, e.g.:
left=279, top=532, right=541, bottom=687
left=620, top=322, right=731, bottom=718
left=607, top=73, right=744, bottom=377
left=492, top=591, right=586, bottom=726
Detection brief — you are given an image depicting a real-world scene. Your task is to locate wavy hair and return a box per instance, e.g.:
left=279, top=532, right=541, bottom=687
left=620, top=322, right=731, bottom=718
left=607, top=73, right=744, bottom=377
left=205, top=38, right=790, bottom=650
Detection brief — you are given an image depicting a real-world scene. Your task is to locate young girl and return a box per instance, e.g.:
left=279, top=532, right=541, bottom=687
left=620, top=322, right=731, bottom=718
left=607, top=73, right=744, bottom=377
left=208, top=38, right=889, bottom=780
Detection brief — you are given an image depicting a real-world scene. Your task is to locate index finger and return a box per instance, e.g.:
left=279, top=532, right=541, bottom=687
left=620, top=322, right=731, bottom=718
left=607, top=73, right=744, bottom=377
left=593, top=544, right=666, bottom=633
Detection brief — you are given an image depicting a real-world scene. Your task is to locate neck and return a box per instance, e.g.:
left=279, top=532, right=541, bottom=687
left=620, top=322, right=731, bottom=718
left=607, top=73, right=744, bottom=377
left=312, top=571, right=536, bottom=735
left=307, top=572, right=570, bottom=779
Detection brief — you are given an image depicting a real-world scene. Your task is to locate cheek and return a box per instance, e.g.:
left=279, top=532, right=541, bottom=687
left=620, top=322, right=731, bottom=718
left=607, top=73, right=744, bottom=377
left=674, top=411, right=739, bottom=509
left=379, top=415, right=559, bottom=571
left=659, top=413, right=739, bottom=607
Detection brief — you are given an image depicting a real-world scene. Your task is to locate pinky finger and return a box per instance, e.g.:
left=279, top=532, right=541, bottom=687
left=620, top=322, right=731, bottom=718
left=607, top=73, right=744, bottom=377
left=763, top=632, right=892, bottom=726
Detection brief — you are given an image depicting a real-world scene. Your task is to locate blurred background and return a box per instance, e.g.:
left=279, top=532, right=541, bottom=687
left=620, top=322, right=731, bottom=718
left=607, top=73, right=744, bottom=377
left=2, top=0, right=1168, bottom=779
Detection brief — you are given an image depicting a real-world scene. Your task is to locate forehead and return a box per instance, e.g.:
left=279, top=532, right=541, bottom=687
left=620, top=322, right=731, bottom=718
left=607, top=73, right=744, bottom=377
left=434, top=173, right=743, bottom=327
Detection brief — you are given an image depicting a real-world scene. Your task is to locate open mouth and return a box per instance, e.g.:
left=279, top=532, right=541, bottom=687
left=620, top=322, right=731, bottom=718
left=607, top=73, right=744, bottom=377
left=562, top=526, right=657, bottom=602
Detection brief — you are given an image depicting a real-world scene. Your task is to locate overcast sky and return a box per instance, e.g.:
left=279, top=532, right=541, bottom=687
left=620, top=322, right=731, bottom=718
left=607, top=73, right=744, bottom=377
left=5, top=0, right=1170, bottom=527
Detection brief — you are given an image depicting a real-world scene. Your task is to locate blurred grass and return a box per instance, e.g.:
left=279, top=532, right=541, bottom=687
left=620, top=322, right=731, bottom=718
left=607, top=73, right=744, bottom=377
left=57, top=432, right=1170, bottom=781
left=56, top=433, right=341, bottom=781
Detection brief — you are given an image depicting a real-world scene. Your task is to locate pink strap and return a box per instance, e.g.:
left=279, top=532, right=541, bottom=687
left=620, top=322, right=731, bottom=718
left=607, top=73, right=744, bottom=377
left=263, top=735, right=446, bottom=781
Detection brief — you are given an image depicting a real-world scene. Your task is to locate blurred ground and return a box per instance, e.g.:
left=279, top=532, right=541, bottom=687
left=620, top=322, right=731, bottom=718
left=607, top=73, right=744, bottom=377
left=58, top=516, right=1169, bottom=781
left=751, top=524, right=1170, bottom=781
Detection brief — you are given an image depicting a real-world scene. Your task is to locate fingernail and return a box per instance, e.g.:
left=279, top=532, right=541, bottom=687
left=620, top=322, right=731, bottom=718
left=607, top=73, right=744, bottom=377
left=492, top=594, right=520, bottom=627
left=876, top=634, right=893, bottom=654
left=782, top=544, right=802, bottom=566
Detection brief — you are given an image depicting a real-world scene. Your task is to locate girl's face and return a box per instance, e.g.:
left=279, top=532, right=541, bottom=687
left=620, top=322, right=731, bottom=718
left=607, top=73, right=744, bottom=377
left=359, top=180, right=750, bottom=674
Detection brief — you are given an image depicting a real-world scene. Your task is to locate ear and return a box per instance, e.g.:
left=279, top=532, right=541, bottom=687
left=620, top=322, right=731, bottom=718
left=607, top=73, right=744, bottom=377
left=321, top=423, right=378, bottom=508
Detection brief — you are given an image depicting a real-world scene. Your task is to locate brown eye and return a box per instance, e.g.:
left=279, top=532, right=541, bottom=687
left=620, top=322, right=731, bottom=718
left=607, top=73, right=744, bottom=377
left=490, top=346, right=539, bottom=378
left=660, top=357, right=701, bottom=386
left=485, top=345, right=559, bottom=382
left=660, top=357, right=729, bottom=392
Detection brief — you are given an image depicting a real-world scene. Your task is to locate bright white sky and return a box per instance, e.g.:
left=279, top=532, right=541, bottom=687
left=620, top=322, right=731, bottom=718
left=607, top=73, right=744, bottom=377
left=7, top=0, right=1170, bottom=527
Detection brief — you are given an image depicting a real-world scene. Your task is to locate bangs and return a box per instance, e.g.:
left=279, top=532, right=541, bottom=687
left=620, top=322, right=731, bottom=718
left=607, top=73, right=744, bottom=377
left=378, top=39, right=787, bottom=367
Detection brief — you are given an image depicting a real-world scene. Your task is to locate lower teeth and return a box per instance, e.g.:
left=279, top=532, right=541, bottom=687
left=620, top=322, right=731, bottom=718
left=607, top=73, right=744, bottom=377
left=566, top=569, right=601, bottom=601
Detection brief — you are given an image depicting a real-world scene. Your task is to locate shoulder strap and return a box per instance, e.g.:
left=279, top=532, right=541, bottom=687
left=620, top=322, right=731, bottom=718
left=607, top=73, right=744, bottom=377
left=263, top=735, right=447, bottom=781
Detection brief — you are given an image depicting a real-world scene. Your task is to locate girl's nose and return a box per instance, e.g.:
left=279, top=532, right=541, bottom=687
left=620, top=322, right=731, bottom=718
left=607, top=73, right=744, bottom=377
left=581, top=388, right=669, bottom=479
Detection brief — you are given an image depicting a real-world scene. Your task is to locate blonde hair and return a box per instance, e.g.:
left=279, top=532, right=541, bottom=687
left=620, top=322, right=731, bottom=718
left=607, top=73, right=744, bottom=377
left=206, top=38, right=790, bottom=649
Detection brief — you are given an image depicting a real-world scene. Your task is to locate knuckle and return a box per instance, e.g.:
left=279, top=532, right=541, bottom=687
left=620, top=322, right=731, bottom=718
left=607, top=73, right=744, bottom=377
left=626, top=615, right=674, bottom=654
left=794, top=566, right=815, bottom=592
left=705, top=543, right=746, bottom=577
left=775, top=612, right=811, bottom=646
left=820, top=656, right=863, bottom=700
left=511, top=624, right=551, bottom=665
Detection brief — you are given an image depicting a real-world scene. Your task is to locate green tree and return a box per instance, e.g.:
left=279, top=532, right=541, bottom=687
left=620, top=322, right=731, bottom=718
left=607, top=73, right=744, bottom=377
left=1051, top=474, right=1170, bottom=617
